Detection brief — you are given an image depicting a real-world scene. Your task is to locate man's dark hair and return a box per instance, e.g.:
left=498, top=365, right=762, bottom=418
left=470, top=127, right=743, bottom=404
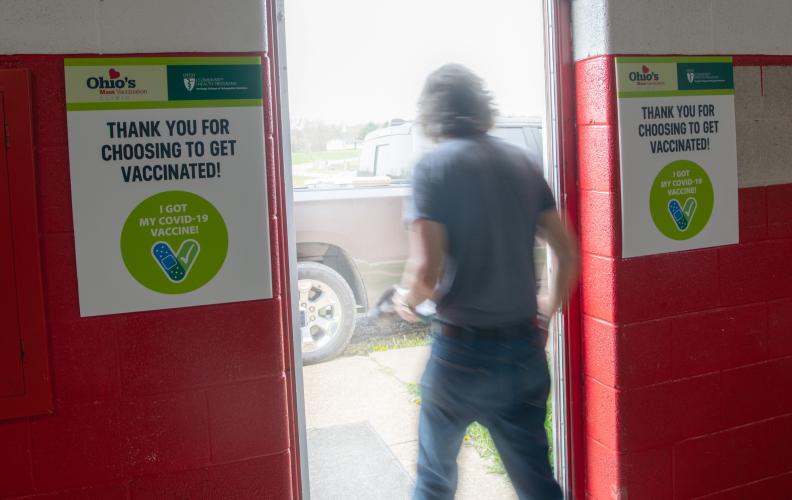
left=418, top=64, right=496, bottom=140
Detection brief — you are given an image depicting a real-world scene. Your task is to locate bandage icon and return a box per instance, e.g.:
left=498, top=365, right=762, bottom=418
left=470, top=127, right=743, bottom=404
left=667, top=198, right=697, bottom=231
left=682, top=198, right=697, bottom=221
left=152, top=240, right=201, bottom=283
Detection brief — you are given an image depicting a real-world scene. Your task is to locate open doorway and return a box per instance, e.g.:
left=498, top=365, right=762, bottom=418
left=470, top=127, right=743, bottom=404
left=280, top=0, right=572, bottom=497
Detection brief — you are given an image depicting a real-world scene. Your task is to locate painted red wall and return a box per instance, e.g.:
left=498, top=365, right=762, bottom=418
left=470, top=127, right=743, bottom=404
left=0, top=52, right=297, bottom=499
left=577, top=55, right=792, bottom=499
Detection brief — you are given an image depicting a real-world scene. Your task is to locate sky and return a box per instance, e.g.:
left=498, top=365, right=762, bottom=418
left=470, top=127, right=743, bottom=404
left=284, top=0, right=546, bottom=126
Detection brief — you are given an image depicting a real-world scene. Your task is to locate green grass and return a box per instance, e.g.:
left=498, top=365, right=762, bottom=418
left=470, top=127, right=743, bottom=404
left=405, top=382, right=422, bottom=405
left=465, top=422, right=506, bottom=474
left=371, top=333, right=432, bottom=352
left=466, top=397, right=554, bottom=474
left=292, top=175, right=310, bottom=188
left=292, top=149, right=359, bottom=165
left=291, top=149, right=361, bottom=187
left=345, top=331, right=432, bottom=356
left=546, top=399, right=555, bottom=469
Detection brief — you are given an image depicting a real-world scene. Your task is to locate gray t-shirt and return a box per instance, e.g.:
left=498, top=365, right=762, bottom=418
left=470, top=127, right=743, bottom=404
left=408, top=134, right=556, bottom=327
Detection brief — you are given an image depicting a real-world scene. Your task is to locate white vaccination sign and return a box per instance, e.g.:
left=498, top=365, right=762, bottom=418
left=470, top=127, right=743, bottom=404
left=615, top=56, right=738, bottom=258
left=65, top=56, right=272, bottom=316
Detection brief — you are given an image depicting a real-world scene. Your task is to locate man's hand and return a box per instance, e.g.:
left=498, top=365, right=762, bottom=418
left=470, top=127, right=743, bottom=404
left=537, top=294, right=553, bottom=328
left=397, top=219, right=446, bottom=321
left=536, top=294, right=550, bottom=318
left=537, top=209, right=579, bottom=316
left=393, top=289, right=421, bottom=323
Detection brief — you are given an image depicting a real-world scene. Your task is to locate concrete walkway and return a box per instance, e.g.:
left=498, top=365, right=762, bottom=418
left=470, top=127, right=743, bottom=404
left=303, top=346, right=517, bottom=500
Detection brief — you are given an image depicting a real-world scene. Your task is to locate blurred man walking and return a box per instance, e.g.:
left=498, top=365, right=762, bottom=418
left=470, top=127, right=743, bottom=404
left=394, top=64, right=578, bottom=500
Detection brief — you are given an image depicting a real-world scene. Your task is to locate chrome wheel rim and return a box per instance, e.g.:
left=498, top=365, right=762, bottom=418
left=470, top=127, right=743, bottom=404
left=298, top=278, right=344, bottom=353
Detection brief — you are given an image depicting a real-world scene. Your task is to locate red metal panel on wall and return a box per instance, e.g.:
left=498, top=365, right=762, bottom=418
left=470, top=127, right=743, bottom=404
left=0, top=95, right=26, bottom=399
left=0, top=69, right=51, bottom=420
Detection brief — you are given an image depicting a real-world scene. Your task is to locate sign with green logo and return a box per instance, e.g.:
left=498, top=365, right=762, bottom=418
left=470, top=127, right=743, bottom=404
left=649, top=160, right=714, bottom=239
left=65, top=56, right=272, bottom=316
left=120, top=191, right=228, bottom=294
left=166, top=64, right=262, bottom=101
left=615, top=56, right=738, bottom=258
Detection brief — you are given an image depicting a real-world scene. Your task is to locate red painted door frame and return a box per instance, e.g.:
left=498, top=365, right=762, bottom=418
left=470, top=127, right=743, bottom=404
left=264, top=1, right=304, bottom=498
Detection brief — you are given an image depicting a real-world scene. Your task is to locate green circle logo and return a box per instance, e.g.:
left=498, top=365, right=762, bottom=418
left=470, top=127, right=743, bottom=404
left=121, top=191, right=228, bottom=294
left=650, top=159, right=714, bottom=240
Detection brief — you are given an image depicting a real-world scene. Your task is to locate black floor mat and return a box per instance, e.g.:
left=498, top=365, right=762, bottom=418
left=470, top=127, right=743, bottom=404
left=307, top=421, right=414, bottom=500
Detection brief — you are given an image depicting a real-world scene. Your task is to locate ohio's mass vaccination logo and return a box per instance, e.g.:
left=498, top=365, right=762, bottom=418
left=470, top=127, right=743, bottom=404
left=86, top=68, right=136, bottom=90
left=84, top=68, right=149, bottom=97
left=629, top=65, right=659, bottom=82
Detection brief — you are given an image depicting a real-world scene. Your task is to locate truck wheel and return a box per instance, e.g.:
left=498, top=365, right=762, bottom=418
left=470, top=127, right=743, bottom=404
left=298, top=262, right=356, bottom=365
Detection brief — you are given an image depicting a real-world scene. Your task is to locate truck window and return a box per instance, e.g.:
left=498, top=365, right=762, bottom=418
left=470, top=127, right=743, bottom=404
left=357, top=143, right=375, bottom=177
left=373, top=143, right=409, bottom=181
left=528, top=126, right=544, bottom=173
left=373, top=144, right=391, bottom=176
left=489, top=127, right=528, bottom=150
left=528, top=127, right=543, bottom=154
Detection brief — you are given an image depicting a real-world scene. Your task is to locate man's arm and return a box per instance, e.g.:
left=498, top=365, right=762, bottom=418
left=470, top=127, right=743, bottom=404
left=536, top=209, right=579, bottom=317
left=394, top=219, right=446, bottom=322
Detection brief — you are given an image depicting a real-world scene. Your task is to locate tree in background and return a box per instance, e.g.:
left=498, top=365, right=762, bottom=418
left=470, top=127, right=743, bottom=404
left=356, top=121, right=381, bottom=141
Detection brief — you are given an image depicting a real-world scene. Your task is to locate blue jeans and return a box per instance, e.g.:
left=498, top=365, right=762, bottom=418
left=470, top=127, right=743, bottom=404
left=414, top=322, right=563, bottom=500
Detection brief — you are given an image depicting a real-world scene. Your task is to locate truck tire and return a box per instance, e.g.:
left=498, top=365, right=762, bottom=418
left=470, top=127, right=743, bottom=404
left=298, top=261, right=357, bottom=365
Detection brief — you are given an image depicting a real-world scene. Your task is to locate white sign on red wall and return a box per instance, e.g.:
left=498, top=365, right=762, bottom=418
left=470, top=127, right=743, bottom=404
left=615, top=56, right=739, bottom=258
left=65, top=56, right=272, bottom=316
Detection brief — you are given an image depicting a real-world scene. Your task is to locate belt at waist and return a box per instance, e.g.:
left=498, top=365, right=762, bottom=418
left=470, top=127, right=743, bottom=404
left=436, top=317, right=542, bottom=339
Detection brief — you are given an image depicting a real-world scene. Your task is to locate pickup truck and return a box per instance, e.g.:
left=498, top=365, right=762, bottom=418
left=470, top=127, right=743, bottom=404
left=294, top=118, right=544, bottom=364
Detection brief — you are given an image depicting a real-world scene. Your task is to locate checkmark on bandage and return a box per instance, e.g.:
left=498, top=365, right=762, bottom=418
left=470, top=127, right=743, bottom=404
left=176, top=240, right=200, bottom=268
left=152, top=240, right=201, bottom=283
left=667, top=198, right=697, bottom=231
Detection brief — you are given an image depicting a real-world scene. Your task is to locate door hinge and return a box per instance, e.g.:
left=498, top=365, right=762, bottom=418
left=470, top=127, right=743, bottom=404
left=19, top=338, right=26, bottom=363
